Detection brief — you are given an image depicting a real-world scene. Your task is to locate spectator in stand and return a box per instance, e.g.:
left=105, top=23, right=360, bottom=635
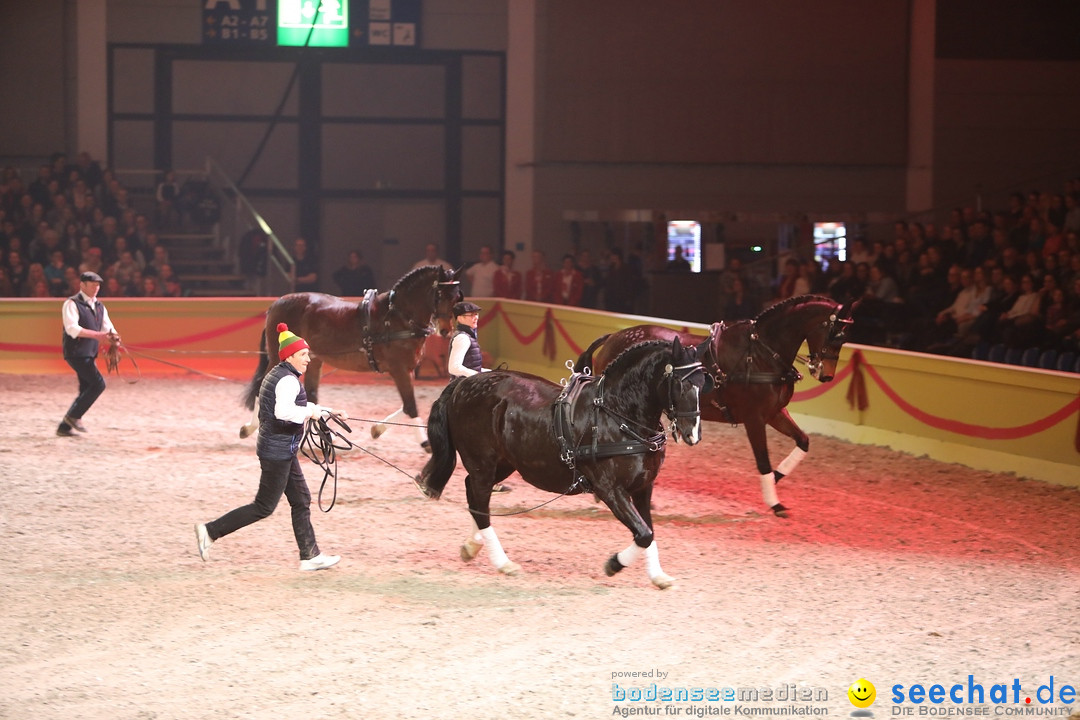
left=0, top=267, right=12, bottom=297
left=848, top=237, right=874, bottom=266
left=1064, top=193, right=1080, bottom=234
left=110, top=250, right=140, bottom=289
left=146, top=244, right=170, bottom=278
left=291, top=237, right=319, bottom=293
left=555, top=253, right=584, bottom=306
left=524, top=250, right=555, bottom=303
left=603, top=248, right=634, bottom=313
left=141, top=274, right=162, bottom=298
left=155, top=169, right=181, bottom=229
left=62, top=265, right=80, bottom=296
left=102, top=276, right=124, bottom=298
left=667, top=245, right=692, bottom=272
left=22, top=263, right=47, bottom=298
left=972, top=271, right=1018, bottom=345
left=998, top=274, right=1044, bottom=348
left=163, top=274, right=185, bottom=298
left=80, top=246, right=104, bottom=278
left=1043, top=286, right=1069, bottom=347
left=6, top=248, right=28, bottom=296
left=492, top=250, right=522, bottom=299
left=576, top=249, right=603, bottom=309
left=724, top=276, right=757, bottom=320
left=411, top=242, right=453, bottom=272
left=827, top=261, right=863, bottom=306
left=1041, top=219, right=1064, bottom=260
left=125, top=269, right=144, bottom=297
left=332, top=250, right=376, bottom=296
left=464, top=245, right=498, bottom=297
left=44, top=249, right=68, bottom=296
left=772, top=257, right=802, bottom=304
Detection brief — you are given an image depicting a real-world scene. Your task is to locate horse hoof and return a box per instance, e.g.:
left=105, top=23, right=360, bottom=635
left=604, top=553, right=625, bottom=577
left=239, top=425, right=253, bottom=439
left=460, top=538, right=483, bottom=562
left=771, top=503, right=790, bottom=518
left=421, top=440, right=431, bottom=454
left=370, top=424, right=385, bottom=440
left=413, top=474, right=437, bottom=500
left=498, top=561, right=521, bottom=576
left=651, top=573, right=675, bottom=590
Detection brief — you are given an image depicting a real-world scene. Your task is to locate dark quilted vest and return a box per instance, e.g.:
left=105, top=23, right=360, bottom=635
left=256, top=362, right=307, bottom=460
left=61, top=294, right=105, bottom=359
left=451, top=325, right=483, bottom=373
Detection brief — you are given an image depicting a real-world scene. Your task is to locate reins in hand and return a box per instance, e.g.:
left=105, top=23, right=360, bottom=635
left=300, top=413, right=354, bottom=512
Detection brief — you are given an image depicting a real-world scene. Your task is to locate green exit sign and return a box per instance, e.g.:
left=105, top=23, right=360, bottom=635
left=278, top=0, right=349, bottom=47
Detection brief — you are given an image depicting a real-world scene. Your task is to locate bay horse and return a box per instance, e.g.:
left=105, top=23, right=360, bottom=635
left=240, top=265, right=463, bottom=448
left=576, top=295, right=855, bottom=518
left=415, top=337, right=709, bottom=589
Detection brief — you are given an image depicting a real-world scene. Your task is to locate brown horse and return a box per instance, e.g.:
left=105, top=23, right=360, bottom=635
left=576, top=295, right=856, bottom=517
left=416, top=337, right=708, bottom=589
left=240, top=265, right=462, bottom=449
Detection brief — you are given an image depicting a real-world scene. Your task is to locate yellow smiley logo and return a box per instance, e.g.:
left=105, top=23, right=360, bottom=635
left=848, top=678, right=876, bottom=708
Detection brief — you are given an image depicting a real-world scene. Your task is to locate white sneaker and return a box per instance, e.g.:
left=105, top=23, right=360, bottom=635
left=299, top=553, right=340, bottom=571
left=194, top=523, right=212, bottom=562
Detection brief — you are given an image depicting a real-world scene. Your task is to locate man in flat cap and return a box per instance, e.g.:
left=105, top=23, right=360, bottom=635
left=57, top=271, right=120, bottom=436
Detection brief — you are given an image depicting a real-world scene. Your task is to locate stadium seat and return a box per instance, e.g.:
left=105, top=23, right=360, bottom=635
left=1020, top=347, right=1039, bottom=367
left=1037, top=349, right=1057, bottom=370
left=971, top=340, right=990, bottom=361
left=1004, top=347, right=1023, bottom=365
left=987, top=344, right=1006, bottom=363
left=1075, top=355, right=1080, bottom=374
left=1057, top=352, right=1076, bottom=373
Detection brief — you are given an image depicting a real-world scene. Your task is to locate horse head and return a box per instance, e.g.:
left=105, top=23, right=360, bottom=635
left=434, top=266, right=464, bottom=337
left=662, top=336, right=709, bottom=445
left=386, top=265, right=462, bottom=337
left=805, top=297, right=856, bottom=382
left=602, top=337, right=706, bottom=447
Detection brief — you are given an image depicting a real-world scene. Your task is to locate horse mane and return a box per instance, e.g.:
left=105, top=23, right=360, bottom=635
left=603, top=339, right=670, bottom=378
left=391, top=264, right=443, bottom=294
left=752, top=294, right=835, bottom=325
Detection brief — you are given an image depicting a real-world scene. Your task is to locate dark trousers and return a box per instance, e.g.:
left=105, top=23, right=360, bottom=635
left=205, top=456, right=320, bottom=560
left=63, top=356, right=106, bottom=423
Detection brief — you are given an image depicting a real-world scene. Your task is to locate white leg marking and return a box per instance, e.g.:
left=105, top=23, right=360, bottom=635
left=776, top=446, right=808, bottom=477
left=760, top=472, right=780, bottom=507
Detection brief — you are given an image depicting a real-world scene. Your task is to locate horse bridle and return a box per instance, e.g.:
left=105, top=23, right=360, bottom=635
left=361, top=277, right=460, bottom=372
left=659, top=360, right=706, bottom=439
left=804, top=310, right=852, bottom=379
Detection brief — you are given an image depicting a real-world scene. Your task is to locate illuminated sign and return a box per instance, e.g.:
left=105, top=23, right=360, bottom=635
left=278, top=0, right=349, bottom=47
left=201, top=1, right=422, bottom=49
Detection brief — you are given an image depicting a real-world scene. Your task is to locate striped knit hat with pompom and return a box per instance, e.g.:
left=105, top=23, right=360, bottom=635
left=276, top=322, right=310, bottom=361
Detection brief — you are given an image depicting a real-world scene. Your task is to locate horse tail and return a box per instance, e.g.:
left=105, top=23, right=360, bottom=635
left=242, top=329, right=270, bottom=410
left=574, top=333, right=611, bottom=373
left=417, top=378, right=463, bottom=500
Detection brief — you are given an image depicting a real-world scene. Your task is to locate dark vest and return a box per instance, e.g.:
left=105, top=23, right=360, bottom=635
left=256, top=362, right=308, bottom=460
left=451, top=325, right=482, bottom=373
left=61, top=294, right=105, bottom=359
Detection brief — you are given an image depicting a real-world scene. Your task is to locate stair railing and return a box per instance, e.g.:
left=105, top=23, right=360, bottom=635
left=204, top=156, right=294, bottom=296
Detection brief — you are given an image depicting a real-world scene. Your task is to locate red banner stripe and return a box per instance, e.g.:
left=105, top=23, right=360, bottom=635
left=790, top=360, right=856, bottom=402
left=129, top=313, right=267, bottom=349
left=0, top=313, right=267, bottom=355
left=860, top=354, right=1080, bottom=439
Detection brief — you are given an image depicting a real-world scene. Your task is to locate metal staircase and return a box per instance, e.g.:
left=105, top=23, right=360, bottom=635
left=119, top=157, right=293, bottom=298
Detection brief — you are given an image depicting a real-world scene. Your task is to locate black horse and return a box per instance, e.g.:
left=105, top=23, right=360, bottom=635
left=576, top=295, right=856, bottom=517
left=415, top=337, right=708, bottom=589
left=240, top=265, right=462, bottom=448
